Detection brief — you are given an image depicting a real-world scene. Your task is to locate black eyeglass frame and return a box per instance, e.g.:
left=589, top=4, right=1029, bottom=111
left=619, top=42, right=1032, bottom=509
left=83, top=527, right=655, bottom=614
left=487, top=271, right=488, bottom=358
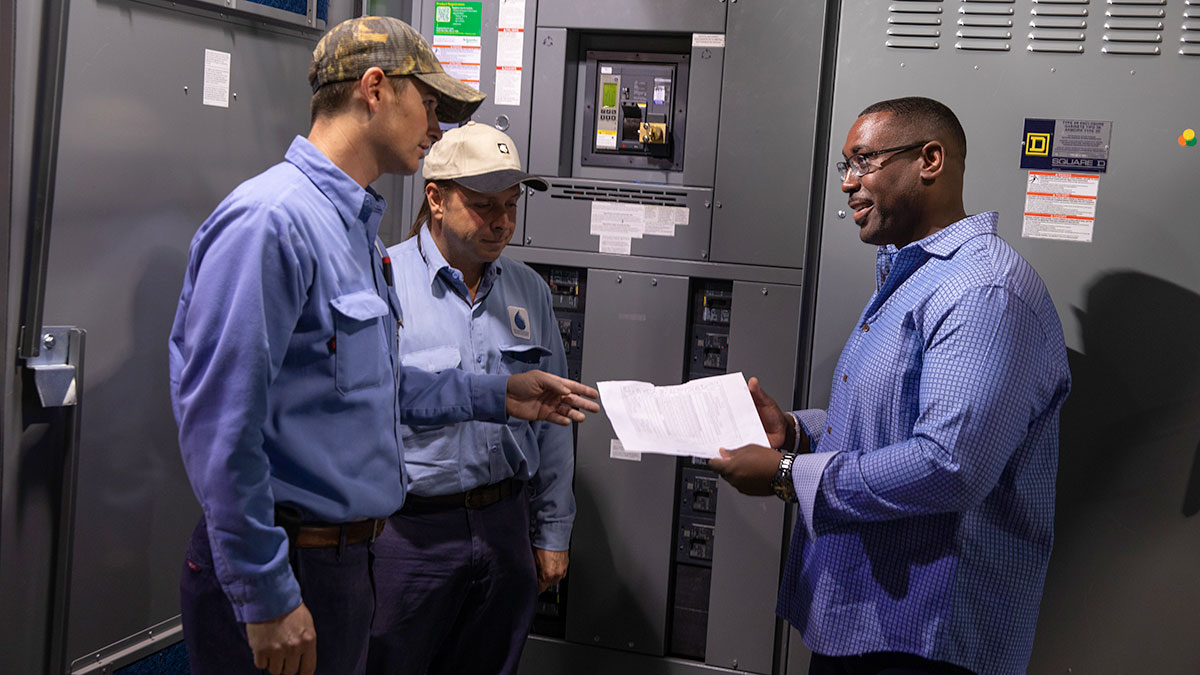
left=835, top=141, right=931, bottom=180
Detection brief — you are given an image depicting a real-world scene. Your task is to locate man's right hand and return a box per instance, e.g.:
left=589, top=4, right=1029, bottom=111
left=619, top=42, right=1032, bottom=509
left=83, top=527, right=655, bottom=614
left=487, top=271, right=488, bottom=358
left=245, top=602, right=317, bottom=675
left=748, top=376, right=797, bottom=451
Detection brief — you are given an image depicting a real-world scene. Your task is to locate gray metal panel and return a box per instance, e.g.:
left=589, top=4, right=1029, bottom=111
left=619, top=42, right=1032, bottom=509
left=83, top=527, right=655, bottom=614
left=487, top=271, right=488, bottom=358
left=703, top=281, right=803, bottom=674
left=524, top=178, right=713, bottom=260
left=528, top=27, right=571, bottom=177
left=566, top=270, right=690, bottom=656
left=2, top=2, right=75, bottom=673
left=811, top=2, right=1200, bottom=673
left=536, top=0, right=726, bottom=33
left=785, top=627, right=812, bottom=675
left=680, top=44, right=724, bottom=188
left=709, top=0, right=830, bottom=268
left=520, top=635, right=742, bottom=675
left=39, top=0, right=354, bottom=662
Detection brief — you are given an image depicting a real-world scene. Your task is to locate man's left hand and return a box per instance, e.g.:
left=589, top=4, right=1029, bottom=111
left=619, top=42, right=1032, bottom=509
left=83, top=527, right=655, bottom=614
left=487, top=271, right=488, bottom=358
left=506, top=371, right=600, bottom=425
left=707, top=444, right=780, bottom=497
left=533, top=548, right=569, bottom=594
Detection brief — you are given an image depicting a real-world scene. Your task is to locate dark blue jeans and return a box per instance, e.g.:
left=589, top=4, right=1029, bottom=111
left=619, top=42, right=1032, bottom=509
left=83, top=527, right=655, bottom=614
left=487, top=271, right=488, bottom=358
left=367, top=487, right=538, bottom=675
left=180, top=517, right=375, bottom=674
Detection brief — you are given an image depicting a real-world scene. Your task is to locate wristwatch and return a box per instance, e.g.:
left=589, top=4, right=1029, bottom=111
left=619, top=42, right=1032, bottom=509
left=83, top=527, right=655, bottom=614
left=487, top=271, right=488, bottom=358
left=771, top=452, right=798, bottom=502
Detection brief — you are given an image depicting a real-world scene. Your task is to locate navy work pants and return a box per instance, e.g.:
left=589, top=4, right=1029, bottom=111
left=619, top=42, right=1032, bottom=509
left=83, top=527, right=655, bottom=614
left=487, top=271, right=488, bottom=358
left=180, top=517, right=375, bottom=674
left=367, top=486, right=538, bottom=675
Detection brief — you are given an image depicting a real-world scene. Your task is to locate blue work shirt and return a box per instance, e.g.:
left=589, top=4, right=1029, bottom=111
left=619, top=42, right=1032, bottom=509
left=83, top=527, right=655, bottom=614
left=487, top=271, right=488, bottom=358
left=168, top=137, right=507, bottom=623
left=387, top=226, right=575, bottom=550
left=781, top=212, right=1071, bottom=675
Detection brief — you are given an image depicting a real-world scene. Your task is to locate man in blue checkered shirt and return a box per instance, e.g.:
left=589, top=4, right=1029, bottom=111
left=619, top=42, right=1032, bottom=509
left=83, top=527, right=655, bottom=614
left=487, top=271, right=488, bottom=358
left=710, top=97, right=1071, bottom=675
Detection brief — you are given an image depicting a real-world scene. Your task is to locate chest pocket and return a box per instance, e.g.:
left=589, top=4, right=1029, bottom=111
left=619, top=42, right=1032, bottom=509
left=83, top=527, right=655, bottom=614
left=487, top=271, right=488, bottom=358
left=331, top=290, right=391, bottom=395
left=401, top=345, right=462, bottom=373
left=499, top=344, right=552, bottom=374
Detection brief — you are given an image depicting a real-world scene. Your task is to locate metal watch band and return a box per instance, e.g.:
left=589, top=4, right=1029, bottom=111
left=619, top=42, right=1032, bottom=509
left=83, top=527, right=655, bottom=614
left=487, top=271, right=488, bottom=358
left=772, top=452, right=798, bottom=502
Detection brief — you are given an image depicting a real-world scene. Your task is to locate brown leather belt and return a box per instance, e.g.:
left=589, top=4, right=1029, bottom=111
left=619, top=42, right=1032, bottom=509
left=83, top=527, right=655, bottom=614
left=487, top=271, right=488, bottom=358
left=294, top=519, right=385, bottom=548
left=405, top=478, right=519, bottom=510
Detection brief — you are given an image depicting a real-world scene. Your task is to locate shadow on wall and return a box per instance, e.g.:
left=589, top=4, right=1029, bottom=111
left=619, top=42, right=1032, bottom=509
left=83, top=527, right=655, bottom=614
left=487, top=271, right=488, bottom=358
left=1032, top=271, right=1200, bottom=674
left=66, top=247, right=199, bottom=655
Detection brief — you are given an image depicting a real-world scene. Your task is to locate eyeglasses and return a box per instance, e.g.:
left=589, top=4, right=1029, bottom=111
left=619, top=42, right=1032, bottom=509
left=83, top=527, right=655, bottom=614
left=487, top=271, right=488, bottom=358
left=835, top=141, right=930, bottom=180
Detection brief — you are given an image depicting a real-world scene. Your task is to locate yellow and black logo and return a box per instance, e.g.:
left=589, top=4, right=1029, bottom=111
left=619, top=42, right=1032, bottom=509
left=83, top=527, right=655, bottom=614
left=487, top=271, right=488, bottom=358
left=1025, top=133, right=1051, bottom=156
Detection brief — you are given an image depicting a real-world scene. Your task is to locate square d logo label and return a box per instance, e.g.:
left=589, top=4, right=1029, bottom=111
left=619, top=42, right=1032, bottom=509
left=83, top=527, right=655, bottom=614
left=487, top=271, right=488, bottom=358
left=1025, top=133, right=1050, bottom=156
left=1020, top=118, right=1055, bottom=171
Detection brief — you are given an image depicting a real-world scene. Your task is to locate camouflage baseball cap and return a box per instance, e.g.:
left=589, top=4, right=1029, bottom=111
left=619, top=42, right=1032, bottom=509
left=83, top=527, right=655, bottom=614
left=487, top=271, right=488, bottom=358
left=308, top=16, right=485, bottom=124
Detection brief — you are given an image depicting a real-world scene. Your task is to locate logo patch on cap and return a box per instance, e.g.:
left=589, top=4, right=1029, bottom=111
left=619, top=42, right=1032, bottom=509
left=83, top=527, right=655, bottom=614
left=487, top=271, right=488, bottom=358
left=497, top=142, right=510, bottom=154
left=508, top=306, right=531, bottom=339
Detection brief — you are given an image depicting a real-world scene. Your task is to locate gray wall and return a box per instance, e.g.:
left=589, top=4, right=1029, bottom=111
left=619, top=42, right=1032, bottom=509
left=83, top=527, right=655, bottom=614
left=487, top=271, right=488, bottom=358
left=808, top=1, right=1200, bottom=672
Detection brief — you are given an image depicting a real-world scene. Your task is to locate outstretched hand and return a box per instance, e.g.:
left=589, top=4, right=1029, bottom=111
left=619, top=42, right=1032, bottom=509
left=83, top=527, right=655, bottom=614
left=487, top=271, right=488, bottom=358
left=506, top=370, right=601, bottom=425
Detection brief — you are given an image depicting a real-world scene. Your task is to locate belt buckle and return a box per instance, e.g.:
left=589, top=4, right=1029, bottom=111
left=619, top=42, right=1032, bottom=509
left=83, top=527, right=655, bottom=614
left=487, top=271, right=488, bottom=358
left=464, top=490, right=480, bottom=509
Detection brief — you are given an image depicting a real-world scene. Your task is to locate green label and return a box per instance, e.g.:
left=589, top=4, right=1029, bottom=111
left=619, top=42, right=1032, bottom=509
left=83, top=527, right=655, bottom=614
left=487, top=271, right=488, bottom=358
left=434, top=2, right=483, bottom=37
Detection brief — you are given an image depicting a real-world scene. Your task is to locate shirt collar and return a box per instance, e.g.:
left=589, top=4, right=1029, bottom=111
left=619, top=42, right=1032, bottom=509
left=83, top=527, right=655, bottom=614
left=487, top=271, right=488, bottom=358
left=908, top=211, right=998, bottom=259
left=284, top=136, right=386, bottom=235
left=873, top=212, right=998, bottom=290
left=415, top=224, right=505, bottom=298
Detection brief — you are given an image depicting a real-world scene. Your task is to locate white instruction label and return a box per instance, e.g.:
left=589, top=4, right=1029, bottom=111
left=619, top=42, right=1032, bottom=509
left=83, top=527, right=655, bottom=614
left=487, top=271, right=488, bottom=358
left=610, top=438, right=642, bottom=462
left=203, top=49, right=231, bottom=108
left=692, top=33, right=726, bottom=48
left=1022, top=171, right=1100, bottom=243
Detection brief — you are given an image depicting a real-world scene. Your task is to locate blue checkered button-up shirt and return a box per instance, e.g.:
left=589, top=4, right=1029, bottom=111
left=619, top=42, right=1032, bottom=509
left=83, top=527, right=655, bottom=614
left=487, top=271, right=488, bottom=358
left=782, top=212, right=1071, bottom=675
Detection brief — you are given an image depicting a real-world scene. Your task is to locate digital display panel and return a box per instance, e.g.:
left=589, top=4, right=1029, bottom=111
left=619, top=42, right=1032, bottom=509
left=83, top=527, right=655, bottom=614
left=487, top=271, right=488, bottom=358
left=602, top=82, right=618, bottom=108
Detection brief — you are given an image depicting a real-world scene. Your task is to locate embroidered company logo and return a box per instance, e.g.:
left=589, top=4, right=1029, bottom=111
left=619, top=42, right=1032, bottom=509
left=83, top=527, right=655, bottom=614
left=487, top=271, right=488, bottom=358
left=1180, top=129, right=1197, bottom=147
left=508, top=306, right=531, bottom=339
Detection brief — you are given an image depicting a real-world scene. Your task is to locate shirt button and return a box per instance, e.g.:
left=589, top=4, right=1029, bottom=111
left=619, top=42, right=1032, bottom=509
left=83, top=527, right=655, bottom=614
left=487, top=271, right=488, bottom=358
left=842, top=374, right=848, bottom=382
left=826, top=426, right=832, bottom=434
left=490, top=444, right=498, bottom=452
left=861, top=324, right=870, bottom=332
left=476, top=355, right=483, bottom=363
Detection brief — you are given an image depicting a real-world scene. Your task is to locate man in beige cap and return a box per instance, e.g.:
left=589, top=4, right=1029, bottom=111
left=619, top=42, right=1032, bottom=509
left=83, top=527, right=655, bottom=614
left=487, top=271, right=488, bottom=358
left=170, top=17, right=598, bottom=675
left=367, top=123, right=565, bottom=675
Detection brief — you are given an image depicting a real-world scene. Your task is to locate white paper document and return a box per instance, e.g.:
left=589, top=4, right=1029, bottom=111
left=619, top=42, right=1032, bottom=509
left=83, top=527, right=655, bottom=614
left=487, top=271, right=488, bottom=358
left=597, top=372, right=769, bottom=459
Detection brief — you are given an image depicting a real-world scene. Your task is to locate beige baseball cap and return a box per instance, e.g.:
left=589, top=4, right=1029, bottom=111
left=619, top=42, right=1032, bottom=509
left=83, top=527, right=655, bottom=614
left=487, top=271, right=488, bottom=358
left=308, top=16, right=485, bottom=124
left=423, top=122, right=549, bottom=193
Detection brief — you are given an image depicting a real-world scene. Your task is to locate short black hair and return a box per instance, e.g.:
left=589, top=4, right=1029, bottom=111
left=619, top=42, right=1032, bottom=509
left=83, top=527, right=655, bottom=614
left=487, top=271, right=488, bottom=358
left=859, top=96, right=967, bottom=160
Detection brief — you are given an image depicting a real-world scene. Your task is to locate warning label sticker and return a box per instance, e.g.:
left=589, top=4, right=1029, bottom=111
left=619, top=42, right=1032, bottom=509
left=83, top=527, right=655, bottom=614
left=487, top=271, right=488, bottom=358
left=1021, top=171, right=1100, bottom=243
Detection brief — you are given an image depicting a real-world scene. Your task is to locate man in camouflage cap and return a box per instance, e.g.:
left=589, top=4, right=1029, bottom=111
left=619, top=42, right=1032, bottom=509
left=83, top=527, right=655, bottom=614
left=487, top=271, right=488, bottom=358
left=172, top=15, right=598, bottom=675
left=308, top=15, right=484, bottom=124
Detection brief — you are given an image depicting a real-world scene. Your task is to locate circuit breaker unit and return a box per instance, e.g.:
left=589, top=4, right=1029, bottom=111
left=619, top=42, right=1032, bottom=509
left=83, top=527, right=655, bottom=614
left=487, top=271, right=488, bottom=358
left=668, top=279, right=734, bottom=660
left=582, top=51, right=689, bottom=171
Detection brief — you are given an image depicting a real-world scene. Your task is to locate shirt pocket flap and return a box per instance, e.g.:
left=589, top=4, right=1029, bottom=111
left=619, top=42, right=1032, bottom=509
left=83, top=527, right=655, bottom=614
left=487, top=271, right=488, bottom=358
left=401, top=345, right=462, bottom=372
left=330, top=290, right=389, bottom=321
left=500, top=344, right=552, bottom=364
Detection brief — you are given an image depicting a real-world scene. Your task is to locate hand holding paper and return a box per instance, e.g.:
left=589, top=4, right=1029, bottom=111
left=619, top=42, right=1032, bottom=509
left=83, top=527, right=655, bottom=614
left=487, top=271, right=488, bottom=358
left=596, top=372, right=770, bottom=459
